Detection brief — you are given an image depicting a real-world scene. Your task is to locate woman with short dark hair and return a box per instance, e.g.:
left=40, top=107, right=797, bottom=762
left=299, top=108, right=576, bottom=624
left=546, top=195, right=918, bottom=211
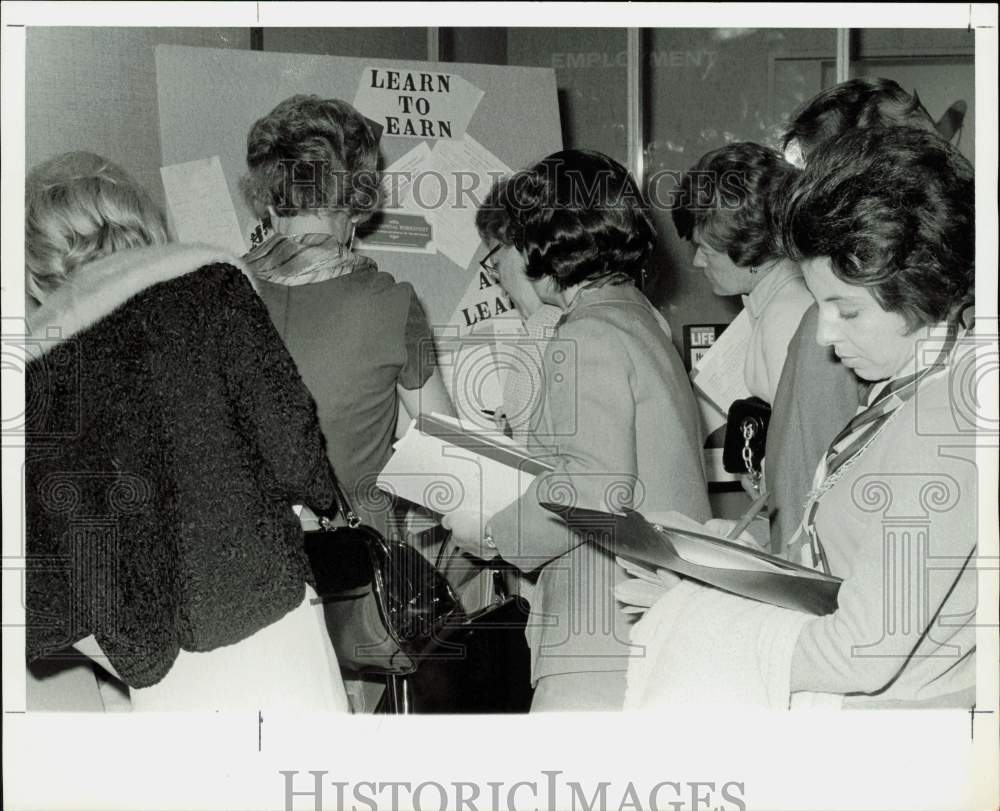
left=241, top=94, right=454, bottom=534
left=447, top=150, right=711, bottom=711
left=627, top=126, right=977, bottom=709
left=782, top=127, right=973, bottom=333
left=765, top=78, right=939, bottom=550
left=673, top=142, right=810, bottom=404
left=778, top=125, right=976, bottom=704
left=780, top=76, right=936, bottom=166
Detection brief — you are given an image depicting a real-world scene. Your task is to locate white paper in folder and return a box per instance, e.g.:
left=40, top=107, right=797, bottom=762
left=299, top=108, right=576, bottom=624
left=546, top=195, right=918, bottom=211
left=690, top=309, right=753, bottom=416
left=377, top=413, right=552, bottom=518
left=160, top=156, right=247, bottom=255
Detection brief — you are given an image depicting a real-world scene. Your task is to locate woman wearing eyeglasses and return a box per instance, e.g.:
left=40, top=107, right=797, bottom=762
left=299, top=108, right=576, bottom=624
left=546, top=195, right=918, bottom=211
left=445, top=149, right=711, bottom=711
left=241, top=95, right=455, bottom=536
left=478, top=243, right=562, bottom=444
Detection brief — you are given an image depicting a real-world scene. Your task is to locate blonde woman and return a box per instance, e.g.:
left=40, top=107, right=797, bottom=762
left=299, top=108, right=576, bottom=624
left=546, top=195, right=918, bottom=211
left=25, top=152, right=348, bottom=711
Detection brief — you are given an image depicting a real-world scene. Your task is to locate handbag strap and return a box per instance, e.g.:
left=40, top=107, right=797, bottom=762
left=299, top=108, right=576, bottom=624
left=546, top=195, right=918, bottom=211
left=323, top=476, right=362, bottom=530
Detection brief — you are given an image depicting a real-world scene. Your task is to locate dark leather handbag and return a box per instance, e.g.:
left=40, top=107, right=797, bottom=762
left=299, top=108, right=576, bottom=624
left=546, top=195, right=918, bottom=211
left=386, top=592, right=534, bottom=714
left=723, top=396, right=771, bottom=481
left=378, top=571, right=535, bottom=714
left=304, top=481, right=462, bottom=676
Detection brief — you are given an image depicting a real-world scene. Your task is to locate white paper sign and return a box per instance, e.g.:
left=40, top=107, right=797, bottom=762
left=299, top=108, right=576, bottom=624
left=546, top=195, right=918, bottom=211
left=436, top=266, right=522, bottom=429
left=160, top=156, right=246, bottom=255
left=380, top=141, right=432, bottom=210
left=355, top=142, right=436, bottom=255
left=353, top=66, right=484, bottom=140
left=422, top=135, right=512, bottom=269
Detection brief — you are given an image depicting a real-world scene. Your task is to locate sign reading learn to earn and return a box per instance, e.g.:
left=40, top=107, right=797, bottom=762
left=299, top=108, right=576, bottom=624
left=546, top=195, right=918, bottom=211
left=353, top=66, right=485, bottom=139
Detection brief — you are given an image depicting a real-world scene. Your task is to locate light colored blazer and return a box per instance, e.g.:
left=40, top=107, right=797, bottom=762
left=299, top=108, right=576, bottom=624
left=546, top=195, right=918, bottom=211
left=489, top=282, right=711, bottom=683
left=792, top=357, right=977, bottom=707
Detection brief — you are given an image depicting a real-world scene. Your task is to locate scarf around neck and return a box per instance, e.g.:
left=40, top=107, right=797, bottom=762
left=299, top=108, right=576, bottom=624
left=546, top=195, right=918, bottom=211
left=799, top=320, right=965, bottom=573
left=244, top=233, right=377, bottom=287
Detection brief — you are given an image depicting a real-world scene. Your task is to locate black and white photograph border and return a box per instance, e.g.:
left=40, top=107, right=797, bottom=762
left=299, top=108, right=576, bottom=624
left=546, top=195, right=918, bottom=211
left=2, top=3, right=998, bottom=811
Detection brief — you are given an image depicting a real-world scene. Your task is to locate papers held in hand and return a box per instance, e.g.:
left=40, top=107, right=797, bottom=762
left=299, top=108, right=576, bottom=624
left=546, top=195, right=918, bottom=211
left=378, top=413, right=553, bottom=517
left=539, top=504, right=842, bottom=616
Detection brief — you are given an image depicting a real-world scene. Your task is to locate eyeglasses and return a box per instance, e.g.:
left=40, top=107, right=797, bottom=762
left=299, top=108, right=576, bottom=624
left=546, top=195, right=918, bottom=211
left=479, top=244, right=502, bottom=282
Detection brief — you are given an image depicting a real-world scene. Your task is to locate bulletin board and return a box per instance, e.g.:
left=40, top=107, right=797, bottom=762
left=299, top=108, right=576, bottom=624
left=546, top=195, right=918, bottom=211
left=155, top=45, right=561, bottom=423
left=155, top=45, right=561, bottom=327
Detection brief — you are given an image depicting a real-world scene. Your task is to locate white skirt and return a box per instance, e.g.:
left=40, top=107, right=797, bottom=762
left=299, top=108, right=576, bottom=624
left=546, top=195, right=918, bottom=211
left=130, top=584, right=349, bottom=712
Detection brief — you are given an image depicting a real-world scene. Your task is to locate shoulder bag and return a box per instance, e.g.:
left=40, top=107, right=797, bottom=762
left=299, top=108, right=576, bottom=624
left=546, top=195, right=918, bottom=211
left=304, top=480, right=462, bottom=675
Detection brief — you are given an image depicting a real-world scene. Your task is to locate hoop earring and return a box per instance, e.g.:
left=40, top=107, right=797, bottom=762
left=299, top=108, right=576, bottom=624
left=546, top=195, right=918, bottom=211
left=749, top=265, right=759, bottom=275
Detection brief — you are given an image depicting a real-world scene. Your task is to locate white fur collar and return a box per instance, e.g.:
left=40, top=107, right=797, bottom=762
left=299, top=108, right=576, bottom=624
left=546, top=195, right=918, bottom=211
left=27, top=244, right=247, bottom=356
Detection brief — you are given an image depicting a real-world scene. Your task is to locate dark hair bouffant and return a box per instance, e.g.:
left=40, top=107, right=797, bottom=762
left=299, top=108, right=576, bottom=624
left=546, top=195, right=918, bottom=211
left=476, top=149, right=655, bottom=290
left=780, top=126, right=974, bottom=331
left=240, top=94, right=381, bottom=221
left=672, top=142, right=797, bottom=269
left=782, top=77, right=935, bottom=160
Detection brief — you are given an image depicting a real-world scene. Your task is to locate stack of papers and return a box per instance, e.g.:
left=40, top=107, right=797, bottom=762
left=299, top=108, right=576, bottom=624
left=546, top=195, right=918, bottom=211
left=690, top=309, right=752, bottom=418
left=378, top=413, right=553, bottom=518
left=160, top=156, right=247, bottom=255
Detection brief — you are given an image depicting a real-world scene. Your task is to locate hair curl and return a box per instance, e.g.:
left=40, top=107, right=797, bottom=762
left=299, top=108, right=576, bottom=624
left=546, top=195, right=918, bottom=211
left=779, top=126, right=973, bottom=331
left=240, top=94, right=381, bottom=221
left=475, top=149, right=655, bottom=289
left=672, top=142, right=797, bottom=268
left=782, top=77, right=935, bottom=160
left=25, top=151, right=168, bottom=299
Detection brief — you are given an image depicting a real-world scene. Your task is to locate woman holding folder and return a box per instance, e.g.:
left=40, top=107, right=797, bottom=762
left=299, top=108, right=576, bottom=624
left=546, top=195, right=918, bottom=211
left=627, top=127, right=977, bottom=709
left=445, top=150, right=710, bottom=711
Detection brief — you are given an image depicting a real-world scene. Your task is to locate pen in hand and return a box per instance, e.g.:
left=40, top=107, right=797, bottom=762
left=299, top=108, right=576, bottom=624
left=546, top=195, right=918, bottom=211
left=482, top=408, right=513, bottom=438
left=727, top=487, right=769, bottom=541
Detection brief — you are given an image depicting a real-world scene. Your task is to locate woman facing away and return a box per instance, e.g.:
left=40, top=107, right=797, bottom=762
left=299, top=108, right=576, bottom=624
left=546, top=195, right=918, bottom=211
left=240, top=94, right=455, bottom=536
left=673, top=141, right=812, bottom=406
left=24, top=151, right=349, bottom=711
left=626, top=126, right=977, bottom=709
left=445, top=150, right=711, bottom=711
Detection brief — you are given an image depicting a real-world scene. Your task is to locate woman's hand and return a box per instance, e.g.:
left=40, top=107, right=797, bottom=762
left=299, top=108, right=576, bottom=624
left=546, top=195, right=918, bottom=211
left=739, top=473, right=762, bottom=498
left=615, top=555, right=683, bottom=613
left=492, top=409, right=512, bottom=437
left=441, top=510, right=495, bottom=559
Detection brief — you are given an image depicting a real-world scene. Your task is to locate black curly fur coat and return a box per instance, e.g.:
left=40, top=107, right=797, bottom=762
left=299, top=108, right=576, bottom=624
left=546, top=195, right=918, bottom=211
left=25, top=258, right=335, bottom=688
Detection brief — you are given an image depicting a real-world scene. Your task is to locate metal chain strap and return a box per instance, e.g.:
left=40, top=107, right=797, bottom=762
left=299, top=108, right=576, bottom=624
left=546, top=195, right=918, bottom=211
left=741, top=417, right=763, bottom=488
